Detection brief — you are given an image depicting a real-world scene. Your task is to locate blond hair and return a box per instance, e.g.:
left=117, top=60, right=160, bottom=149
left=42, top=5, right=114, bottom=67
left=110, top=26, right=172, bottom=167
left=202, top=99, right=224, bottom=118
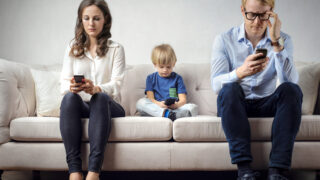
left=242, top=0, right=275, bottom=10
left=151, top=44, right=177, bottom=65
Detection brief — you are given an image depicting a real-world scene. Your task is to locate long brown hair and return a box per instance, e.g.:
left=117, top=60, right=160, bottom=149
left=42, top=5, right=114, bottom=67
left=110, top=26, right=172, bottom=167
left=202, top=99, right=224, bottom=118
left=70, top=0, right=112, bottom=58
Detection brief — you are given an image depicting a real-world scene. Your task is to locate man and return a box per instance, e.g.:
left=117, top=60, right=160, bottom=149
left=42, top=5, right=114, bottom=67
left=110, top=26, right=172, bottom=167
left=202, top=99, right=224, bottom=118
left=210, top=0, right=303, bottom=179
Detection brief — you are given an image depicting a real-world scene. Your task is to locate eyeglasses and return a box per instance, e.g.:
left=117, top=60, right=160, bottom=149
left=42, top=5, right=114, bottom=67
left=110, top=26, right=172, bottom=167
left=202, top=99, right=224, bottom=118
left=244, top=10, right=270, bottom=21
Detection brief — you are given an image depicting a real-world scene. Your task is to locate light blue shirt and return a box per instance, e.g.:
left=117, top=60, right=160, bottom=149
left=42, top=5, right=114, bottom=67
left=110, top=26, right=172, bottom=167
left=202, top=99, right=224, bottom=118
left=210, top=23, right=298, bottom=99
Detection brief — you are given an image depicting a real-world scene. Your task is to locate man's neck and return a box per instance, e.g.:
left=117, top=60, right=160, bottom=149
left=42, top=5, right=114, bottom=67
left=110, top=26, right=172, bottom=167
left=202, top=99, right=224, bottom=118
left=245, top=30, right=266, bottom=49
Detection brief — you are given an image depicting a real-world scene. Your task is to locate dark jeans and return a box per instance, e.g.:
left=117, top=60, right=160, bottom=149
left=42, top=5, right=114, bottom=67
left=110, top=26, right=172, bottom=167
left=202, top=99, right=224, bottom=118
left=60, top=92, right=125, bottom=173
left=217, top=82, right=302, bottom=169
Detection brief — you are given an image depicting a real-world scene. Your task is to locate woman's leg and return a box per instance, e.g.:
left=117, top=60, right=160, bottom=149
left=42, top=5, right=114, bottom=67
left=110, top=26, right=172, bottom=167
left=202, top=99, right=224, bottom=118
left=87, top=93, right=125, bottom=173
left=60, top=92, right=90, bottom=174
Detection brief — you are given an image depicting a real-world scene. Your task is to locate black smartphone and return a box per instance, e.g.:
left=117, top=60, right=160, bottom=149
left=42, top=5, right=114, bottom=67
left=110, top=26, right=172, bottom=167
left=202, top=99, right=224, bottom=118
left=165, top=98, right=176, bottom=106
left=74, top=75, right=85, bottom=83
left=255, top=48, right=268, bottom=60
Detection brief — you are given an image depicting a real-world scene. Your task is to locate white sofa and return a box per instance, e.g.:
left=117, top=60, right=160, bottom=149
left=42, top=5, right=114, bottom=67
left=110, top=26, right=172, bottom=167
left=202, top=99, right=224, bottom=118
left=1, top=59, right=320, bottom=176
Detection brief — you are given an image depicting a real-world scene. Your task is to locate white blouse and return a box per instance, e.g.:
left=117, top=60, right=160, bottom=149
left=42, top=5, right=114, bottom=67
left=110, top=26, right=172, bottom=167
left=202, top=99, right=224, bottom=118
left=60, top=40, right=125, bottom=103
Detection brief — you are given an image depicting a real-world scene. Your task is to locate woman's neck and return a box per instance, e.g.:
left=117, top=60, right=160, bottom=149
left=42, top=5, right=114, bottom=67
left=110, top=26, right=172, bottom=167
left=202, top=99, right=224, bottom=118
left=89, top=37, right=98, bottom=58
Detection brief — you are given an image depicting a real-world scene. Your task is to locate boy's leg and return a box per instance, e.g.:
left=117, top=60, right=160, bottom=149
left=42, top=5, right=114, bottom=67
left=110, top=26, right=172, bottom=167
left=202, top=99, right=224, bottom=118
left=136, top=97, right=166, bottom=117
left=176, top=103, right=199, bottom=117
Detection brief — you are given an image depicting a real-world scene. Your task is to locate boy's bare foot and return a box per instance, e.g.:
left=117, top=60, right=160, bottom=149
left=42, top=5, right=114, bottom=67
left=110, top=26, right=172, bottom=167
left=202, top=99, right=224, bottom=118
left=70, top=172, right=83, bottom=180
left=86, top=171, right=99, bottom=180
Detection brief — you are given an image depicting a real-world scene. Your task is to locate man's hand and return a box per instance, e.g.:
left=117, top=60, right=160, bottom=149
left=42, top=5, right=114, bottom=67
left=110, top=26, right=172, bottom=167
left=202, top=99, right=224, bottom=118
left=267, top=11, right=283, bottom=52
left=236, top=53, right=269, bottom=79
left=83, top=79, right=101, bottom=95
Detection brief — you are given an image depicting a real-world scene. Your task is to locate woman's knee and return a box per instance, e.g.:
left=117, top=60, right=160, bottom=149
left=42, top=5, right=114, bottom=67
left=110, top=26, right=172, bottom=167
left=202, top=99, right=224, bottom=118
left=61, top=92, right=82, bottom=108
left=90, top=92, right=111, bottom=104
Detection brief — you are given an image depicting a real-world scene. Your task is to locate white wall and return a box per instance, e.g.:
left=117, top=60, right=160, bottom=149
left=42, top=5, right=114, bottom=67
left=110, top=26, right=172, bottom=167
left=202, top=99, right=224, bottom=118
left=0, top=0, right=319, bottom=65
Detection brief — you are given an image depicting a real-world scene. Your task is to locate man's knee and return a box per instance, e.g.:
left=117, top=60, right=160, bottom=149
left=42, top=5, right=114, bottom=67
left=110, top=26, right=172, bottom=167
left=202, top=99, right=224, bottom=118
left=218, top=82, right=243, bottom=100
left=278, top=82, right=303, bottom=101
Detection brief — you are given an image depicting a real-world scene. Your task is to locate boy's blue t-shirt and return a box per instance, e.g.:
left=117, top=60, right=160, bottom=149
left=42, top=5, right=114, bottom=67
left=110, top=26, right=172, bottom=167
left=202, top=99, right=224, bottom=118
left=145, top=72, right=187, bottom=101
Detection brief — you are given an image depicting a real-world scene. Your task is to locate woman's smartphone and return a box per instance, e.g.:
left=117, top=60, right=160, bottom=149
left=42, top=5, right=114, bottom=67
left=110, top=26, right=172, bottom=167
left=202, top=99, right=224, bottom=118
left=74, top=75, right=85, bottom=83
left=255, top=48, right=268, bottom=60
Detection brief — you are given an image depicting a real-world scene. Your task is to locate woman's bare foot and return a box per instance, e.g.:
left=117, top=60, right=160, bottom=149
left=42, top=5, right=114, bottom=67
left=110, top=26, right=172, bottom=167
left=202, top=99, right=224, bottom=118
left=70, top=172, right=83, bottom=180
left=86, top=171, right=99, bottom=180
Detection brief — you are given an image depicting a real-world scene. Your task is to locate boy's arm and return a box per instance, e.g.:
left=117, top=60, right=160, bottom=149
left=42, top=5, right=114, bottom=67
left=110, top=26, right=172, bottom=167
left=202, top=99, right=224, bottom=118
left=169, top=93, right=187, bottom=109
left=146, top=91, right=167, bottom=108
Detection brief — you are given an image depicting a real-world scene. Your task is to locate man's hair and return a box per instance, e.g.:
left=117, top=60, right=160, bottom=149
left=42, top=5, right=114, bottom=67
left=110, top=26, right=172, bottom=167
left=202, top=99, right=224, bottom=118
left=242, top=0, right=275, bottom=10
left=151, top=44, right=177, bottom=65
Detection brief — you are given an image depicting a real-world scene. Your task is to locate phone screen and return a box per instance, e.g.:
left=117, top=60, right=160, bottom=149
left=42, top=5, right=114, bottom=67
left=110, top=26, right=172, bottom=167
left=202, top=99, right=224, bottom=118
left=74, top=75, right=85, bottom=83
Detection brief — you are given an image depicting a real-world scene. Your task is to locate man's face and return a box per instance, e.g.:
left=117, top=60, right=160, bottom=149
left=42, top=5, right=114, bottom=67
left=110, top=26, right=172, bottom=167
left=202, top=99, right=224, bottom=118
left=241, top=0, right=272, bottom=38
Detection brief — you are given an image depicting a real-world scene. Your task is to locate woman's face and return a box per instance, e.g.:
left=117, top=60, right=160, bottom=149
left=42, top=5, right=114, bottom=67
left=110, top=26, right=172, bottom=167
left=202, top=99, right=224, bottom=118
left=82, top=5, right=105, bottom=39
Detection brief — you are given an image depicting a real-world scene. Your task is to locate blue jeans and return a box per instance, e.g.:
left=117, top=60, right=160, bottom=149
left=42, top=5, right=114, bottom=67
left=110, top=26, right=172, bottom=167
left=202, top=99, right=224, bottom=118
left=60, top=92, right=125, bottom=173
left=217, top=82, right=302, bottom=169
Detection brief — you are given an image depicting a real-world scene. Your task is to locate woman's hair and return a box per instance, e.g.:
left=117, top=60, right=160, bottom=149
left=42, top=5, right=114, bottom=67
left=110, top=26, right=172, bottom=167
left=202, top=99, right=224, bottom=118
left=151, top=44, right=177, bottom=65
left=70, top=0, right=112, bottom=58
left=242, top=0, right=275, bottom=10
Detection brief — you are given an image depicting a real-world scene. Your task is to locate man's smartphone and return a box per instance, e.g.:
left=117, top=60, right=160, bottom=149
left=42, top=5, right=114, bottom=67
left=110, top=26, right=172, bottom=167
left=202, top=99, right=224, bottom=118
left=255, top=48, right=268, bottom=60
left=74, top=75, right=85, bottom=83
left=165, top=98, right=176, bottom=106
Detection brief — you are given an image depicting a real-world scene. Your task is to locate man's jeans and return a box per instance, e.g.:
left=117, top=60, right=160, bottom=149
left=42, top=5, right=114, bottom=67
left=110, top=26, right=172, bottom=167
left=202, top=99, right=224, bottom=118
left=217, top=82, right=302, bottom=169
left=60, top=92, right=125, bottom=173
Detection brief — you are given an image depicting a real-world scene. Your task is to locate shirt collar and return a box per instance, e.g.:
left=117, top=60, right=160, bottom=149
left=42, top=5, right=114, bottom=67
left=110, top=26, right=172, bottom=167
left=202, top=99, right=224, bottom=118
left=238, top=23, right=272, bottom=44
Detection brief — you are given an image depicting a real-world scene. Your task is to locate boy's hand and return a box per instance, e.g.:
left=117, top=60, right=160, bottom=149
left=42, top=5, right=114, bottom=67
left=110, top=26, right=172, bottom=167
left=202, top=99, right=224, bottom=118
left=157, top=101, right=168, bottom=109
left=168, top=103, right=178, bottom=110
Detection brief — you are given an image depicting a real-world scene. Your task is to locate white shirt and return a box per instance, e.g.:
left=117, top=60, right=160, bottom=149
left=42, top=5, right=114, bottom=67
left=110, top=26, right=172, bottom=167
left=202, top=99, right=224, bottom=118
left=60, top=40, right=125, bottom=103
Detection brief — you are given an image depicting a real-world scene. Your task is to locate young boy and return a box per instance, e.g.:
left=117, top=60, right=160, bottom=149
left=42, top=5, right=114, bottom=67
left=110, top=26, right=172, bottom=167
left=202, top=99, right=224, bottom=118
left=136, top=44, right=198, bottom=120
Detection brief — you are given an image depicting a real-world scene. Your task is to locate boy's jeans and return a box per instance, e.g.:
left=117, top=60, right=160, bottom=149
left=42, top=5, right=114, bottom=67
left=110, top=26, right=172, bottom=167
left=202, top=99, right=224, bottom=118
left=136, top=97, right=198, bottom=118
left=217, top=82, right=302, bottom=169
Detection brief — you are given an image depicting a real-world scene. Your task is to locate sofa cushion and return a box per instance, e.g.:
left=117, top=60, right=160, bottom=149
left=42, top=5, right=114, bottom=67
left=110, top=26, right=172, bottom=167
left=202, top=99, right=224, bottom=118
left=30, top=68, right=62, bottom=117
left=10, top=116, right=172, bottom=142
left=295, top=61, right=320, bottom=114
left=173, top=115, right=320, bottom=141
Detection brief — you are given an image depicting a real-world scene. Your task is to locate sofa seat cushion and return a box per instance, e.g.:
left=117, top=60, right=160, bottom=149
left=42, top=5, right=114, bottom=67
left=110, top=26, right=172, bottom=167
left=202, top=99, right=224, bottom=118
left=10, top=116, right=172, bottom=142
left=173, top=115, right=320, bottom=142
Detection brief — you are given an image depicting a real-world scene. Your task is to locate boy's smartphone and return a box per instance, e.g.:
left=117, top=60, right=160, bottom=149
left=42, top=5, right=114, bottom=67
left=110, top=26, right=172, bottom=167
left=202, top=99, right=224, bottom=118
left=255, top=48, right=268, bottom=60
left=74, top=75, right=85, bottom=83
left=165, top=98, right=176, bottom=106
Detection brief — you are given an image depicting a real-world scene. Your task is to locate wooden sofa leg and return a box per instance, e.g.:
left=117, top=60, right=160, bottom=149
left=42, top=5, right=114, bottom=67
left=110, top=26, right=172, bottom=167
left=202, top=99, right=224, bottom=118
left=0, top=170, right=3, bottom=180
left=32, top=170, right=41, bottom=180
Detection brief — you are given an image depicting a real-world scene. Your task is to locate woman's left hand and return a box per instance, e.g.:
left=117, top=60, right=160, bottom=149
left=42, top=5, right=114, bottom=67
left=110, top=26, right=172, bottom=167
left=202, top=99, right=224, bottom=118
left=83, top=79, right=101, bottom=95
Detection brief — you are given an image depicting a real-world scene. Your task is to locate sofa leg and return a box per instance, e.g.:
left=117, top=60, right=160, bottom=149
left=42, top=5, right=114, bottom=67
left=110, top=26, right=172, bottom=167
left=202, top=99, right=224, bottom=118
left=32, top=170, right=41, bottom=180
left=0, top=170, right=3, bottom=180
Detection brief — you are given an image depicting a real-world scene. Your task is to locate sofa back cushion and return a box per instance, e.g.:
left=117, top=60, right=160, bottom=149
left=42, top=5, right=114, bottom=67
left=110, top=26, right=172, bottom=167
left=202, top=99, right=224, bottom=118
left=120, top=64, right=217, bottom=116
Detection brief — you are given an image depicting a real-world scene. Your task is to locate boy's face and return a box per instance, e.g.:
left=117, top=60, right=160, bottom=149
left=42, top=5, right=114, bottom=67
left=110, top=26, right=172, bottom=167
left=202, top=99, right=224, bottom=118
left=155, top=63, right=175, bottom=78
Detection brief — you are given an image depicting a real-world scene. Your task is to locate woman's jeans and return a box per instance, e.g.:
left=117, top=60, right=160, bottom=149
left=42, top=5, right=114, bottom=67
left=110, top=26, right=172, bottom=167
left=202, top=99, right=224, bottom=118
left=60, top=92, right=125, bottom=173
left=217, top=82, right=302, bottom=169
left=136, top=97, right=198, bottom=118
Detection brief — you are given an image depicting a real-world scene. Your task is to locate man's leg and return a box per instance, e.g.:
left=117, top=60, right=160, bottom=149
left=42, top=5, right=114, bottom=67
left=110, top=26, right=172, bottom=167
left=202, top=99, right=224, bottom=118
left=218, top=82, right=254, bottom=177
left=269, top=82, right=302, bottom=176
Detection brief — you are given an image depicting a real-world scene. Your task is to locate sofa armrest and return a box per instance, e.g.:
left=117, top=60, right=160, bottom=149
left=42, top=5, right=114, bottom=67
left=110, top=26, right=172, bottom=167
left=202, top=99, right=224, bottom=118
left=0, top=59, right=36, bottom=144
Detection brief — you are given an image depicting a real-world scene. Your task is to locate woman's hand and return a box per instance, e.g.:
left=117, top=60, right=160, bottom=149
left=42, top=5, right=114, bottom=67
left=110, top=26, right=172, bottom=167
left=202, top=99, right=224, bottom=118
left=83, top=79, right=101, bottom=95
left=69, top=78, right=85, bottom=93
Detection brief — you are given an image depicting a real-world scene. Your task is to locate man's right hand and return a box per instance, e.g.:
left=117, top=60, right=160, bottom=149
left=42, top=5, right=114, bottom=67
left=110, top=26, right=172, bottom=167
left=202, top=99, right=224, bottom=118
left=236, top=53, right=269, bottom=79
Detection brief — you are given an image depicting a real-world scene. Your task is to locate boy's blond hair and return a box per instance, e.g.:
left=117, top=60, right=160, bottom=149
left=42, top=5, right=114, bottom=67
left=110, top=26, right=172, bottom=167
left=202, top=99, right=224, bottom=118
left=242, top=0, right=275, bottom=10
left=151, top=44, right=177, bottom=65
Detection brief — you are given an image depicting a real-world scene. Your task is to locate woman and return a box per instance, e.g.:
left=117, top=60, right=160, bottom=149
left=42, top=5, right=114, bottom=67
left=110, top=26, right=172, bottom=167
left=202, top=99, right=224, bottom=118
left=60, top=0, right=125, bottom=179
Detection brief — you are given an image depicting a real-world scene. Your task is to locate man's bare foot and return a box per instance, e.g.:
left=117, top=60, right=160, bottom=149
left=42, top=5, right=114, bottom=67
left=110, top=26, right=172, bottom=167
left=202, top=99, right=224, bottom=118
left=70, top=172, right=83, bottom=180
left=86, top=171, right=99, bottom=180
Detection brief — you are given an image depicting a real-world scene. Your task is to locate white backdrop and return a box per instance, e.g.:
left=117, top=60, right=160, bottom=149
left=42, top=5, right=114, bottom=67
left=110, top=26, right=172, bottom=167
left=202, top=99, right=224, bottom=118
left=0, top=0, right=319, bottom=65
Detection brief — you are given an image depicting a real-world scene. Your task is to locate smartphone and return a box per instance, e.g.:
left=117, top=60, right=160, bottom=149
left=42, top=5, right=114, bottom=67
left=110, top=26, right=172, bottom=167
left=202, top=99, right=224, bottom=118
left=255, top=48, right=268, bottom=60
left=165, top=98, right=176, bottom=106
left=74, top=75, right=85, bottom=83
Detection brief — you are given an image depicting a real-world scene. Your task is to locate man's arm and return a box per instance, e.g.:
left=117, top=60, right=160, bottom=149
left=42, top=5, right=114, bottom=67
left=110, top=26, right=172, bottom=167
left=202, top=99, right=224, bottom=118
left=210, top=35, right=239, bottom=94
